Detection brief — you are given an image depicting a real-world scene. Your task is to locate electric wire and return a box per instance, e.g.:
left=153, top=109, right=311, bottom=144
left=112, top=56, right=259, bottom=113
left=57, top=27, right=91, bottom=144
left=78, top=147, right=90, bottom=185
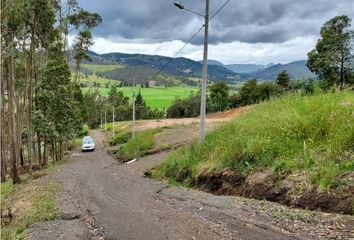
left=152, top=0, right=232, bottom=78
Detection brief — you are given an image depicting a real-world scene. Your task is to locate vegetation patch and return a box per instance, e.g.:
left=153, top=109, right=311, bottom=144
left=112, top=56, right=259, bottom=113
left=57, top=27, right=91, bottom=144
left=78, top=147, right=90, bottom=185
left=152, top=92, right=354, bottom=214
left=108, top=129, right=132, bottom=145
left=114, top=128, right=162, bottom=162
left=1, top=179, right=58, bottom=240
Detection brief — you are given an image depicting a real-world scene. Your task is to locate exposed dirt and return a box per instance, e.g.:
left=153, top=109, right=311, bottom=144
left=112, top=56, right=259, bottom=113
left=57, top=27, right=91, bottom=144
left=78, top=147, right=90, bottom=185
left=133, top=106, right=251, bottom=132
left=25, top=130, right=354, bottom=240
left=206, top=106, right=252, bottom=119
left=191, top=168, right=354, bottom=215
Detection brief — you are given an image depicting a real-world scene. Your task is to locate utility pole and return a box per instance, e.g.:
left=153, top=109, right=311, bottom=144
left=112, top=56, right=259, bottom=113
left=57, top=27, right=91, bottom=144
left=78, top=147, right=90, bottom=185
left=174, top=0, right=209, bottom=143
left=112, top=106, right=115, bottom=137
left=104, top=109, right=107, bottom=132
left=199, top=0, right=209, bottom=143
left=132, top=79, right=136, bottom=139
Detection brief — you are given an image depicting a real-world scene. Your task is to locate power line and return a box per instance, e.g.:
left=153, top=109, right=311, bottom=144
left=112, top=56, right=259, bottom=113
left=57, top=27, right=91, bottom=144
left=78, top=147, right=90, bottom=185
left=153, top=0, right=192, bottom=54
left=152, top=0, right=232, bottom=78
left=154, top=25, right=204, bottom=77
left=209, top=0, right=231, bottom=23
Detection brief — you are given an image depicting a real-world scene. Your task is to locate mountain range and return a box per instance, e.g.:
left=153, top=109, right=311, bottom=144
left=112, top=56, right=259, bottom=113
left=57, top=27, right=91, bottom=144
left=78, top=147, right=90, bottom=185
left=84, top=51, right=316, bottom=81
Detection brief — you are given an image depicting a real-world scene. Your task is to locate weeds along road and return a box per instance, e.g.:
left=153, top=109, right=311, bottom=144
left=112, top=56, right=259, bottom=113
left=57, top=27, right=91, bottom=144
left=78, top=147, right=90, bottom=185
left=26, top=129, right=351, bottom=240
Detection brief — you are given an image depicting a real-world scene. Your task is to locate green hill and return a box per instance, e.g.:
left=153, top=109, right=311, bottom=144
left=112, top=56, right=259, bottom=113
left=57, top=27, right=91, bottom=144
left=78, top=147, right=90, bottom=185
left=84, top=51, right=236, bottom=81
left=152, top=91, right=354, bottom=214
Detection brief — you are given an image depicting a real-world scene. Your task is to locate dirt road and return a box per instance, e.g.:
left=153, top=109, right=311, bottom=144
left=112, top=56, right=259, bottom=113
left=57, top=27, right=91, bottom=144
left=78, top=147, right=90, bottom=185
left=26, top=130, right=353, bottom=240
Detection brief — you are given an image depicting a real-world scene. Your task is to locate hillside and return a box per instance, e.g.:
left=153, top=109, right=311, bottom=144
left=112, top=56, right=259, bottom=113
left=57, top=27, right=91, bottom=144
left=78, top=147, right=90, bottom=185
left=81, top=51, right=316, bottom=82
left=85, top=51, right=236, bottom=81
left=225, top=64, right=266, bottom=73
left=152, top=91, right=354, bottom=214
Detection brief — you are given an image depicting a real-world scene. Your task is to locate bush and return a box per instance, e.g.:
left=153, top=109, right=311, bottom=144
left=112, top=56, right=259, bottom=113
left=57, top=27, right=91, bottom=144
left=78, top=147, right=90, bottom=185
left=80, top=124, right=89, bottom=136
left=108, top=130, right=132, bottom=146
left=117, top=128, right=161, bottom=160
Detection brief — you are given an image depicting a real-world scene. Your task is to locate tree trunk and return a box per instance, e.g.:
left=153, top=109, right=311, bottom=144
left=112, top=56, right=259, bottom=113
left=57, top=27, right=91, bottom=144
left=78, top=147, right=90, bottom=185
left=20, top=147, right=24, bottom=167
left=51, top=141, right=55, bottom=164
left=1, top=126, right=6, bottom=182
left=27, top=11, right=38, bottom=177
left=0, top=43, right=6, bottom=182
left=58, top=141, right=62, bottom=161
left=340, top=55, right=345, bottom=90
left=8, top=40, right=21, bottom=184
left=43, top=137, right=47, bottom=166
left=37, top=132, right=42, bottom=166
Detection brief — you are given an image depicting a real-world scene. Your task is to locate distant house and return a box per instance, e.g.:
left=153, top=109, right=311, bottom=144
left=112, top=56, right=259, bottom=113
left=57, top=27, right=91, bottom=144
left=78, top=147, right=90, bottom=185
left=148, top=80, right=157, bottom=86
left=181, top=68, right=193, bottom=74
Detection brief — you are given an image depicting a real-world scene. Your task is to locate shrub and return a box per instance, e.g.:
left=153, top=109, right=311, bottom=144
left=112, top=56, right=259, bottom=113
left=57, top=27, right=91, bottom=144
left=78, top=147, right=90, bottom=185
left=108, top=130, right=132, bottom=146
left=80, top=124, right=89, bottom=136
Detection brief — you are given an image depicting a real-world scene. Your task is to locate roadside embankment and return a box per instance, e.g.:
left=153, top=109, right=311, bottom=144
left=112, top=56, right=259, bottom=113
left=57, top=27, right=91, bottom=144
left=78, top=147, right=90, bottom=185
left=151, top=92, right=354, bottom=214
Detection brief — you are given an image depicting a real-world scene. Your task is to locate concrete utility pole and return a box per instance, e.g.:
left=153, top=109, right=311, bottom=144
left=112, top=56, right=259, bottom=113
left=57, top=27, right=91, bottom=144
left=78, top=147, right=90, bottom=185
left=112, top=106, right=115, bottom=137
left=132, top=79, right=136, bottom=139
left=174, top=0, right=209, bottom=143
left=199, top=0, right=209, bottom=144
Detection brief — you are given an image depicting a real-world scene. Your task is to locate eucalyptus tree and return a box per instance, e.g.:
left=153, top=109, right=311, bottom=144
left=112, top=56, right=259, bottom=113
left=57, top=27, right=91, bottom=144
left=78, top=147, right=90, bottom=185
left=24, top=0, right=57, bottom=175
left=1, top=0, right=28, bottom=183
left=69, top=9, right=102, bottom=84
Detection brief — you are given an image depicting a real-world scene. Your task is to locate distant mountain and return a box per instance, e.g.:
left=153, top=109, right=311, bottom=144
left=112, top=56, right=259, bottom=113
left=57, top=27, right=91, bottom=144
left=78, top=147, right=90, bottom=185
left=198, top=60, right=224, bottom=66
left=83, top=51, right=315, bottom=82
left=242, top=60, right=316, bottom=80
left=225, top=64, right=266, bottom=74
left=85, top=51, right=235, bottom=81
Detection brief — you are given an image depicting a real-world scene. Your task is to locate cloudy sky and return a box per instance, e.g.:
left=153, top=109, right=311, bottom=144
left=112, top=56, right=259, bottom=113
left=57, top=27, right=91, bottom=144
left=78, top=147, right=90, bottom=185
left=76, top=0, right=354, bottom=65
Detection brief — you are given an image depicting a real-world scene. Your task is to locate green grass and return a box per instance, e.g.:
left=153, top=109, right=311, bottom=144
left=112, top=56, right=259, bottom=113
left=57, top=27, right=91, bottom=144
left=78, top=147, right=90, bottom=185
left=117, top=128, right=161, bottom=160
left=1, top=180, right=14, bottom=198
left=1, top=182, right=58, bottom=240
left=152, top=91, right=354, bottom=190
left=78, top=74, right=118, bottom=86
left=82, top=64, right=124, bottom=73
left=108, top=128, right=132, bottom=145
left=82, top=86, right=197, bottom=109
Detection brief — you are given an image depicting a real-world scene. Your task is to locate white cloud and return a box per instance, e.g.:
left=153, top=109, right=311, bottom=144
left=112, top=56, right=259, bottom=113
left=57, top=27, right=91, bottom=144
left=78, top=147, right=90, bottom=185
left=88, top=36, right=318, bottom=65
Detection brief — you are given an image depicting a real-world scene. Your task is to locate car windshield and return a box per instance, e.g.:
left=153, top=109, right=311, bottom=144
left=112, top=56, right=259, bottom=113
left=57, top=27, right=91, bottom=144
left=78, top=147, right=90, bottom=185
left=83, top=140, right=93, bottom=144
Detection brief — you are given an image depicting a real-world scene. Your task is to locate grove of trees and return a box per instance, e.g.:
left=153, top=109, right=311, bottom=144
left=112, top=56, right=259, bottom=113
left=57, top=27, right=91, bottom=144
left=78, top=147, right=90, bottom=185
left=1, top=0, right=101, bottom=183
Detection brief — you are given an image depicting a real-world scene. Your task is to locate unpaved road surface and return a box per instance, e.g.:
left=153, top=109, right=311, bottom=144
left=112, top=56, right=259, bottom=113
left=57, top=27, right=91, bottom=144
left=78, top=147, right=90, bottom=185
left=27, top=130, right=354, bottom=240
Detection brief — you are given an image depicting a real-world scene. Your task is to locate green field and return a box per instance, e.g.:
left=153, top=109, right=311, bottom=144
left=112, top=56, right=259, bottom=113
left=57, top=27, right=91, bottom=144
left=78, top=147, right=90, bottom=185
left=82, top=64, right=124, bottom=73
left=83, top=86, right=197, bottom=109
left=79, top=74, right=118, bottom=85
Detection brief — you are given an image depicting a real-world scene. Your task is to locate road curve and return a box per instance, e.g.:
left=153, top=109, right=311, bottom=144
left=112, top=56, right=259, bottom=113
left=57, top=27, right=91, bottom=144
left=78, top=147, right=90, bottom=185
left=27, top=130, right=308, bottom=240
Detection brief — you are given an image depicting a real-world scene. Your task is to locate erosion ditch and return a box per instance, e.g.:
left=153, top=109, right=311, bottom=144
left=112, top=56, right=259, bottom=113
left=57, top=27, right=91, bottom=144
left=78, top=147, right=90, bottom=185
left=161, top=167, right=354, bottom=215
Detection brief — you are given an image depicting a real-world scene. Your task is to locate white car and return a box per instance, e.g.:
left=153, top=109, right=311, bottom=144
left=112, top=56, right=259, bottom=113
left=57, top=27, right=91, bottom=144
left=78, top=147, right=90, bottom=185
left=81, top=137, right=95, bottom=151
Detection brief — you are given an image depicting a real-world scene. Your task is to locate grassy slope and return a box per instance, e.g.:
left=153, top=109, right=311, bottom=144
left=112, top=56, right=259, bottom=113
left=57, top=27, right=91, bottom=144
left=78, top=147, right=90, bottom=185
left=82, top=64, right=124, bottom=73
left=153, top=91, right=354, bottom=190
left=82, top=86, right=197, bottom=109
left=115, top=128, right=162, bottom=160
left=78, top=64, right=198, bottom=109
left=1, top=163, right=61, bottom=239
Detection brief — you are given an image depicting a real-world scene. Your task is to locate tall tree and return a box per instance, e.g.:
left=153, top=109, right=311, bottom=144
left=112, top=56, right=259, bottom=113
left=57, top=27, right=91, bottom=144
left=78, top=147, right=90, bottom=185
left=0, top=0, right=4, bottom=182
left=276, top=70, right=290, bottom=90
left=7, top=36, right=21, bottom=184
left=208, top=81, right=229, bottom=112
left=69, top=9, right=102, bottom=84
left=307, top=15, right=354, bottom=90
